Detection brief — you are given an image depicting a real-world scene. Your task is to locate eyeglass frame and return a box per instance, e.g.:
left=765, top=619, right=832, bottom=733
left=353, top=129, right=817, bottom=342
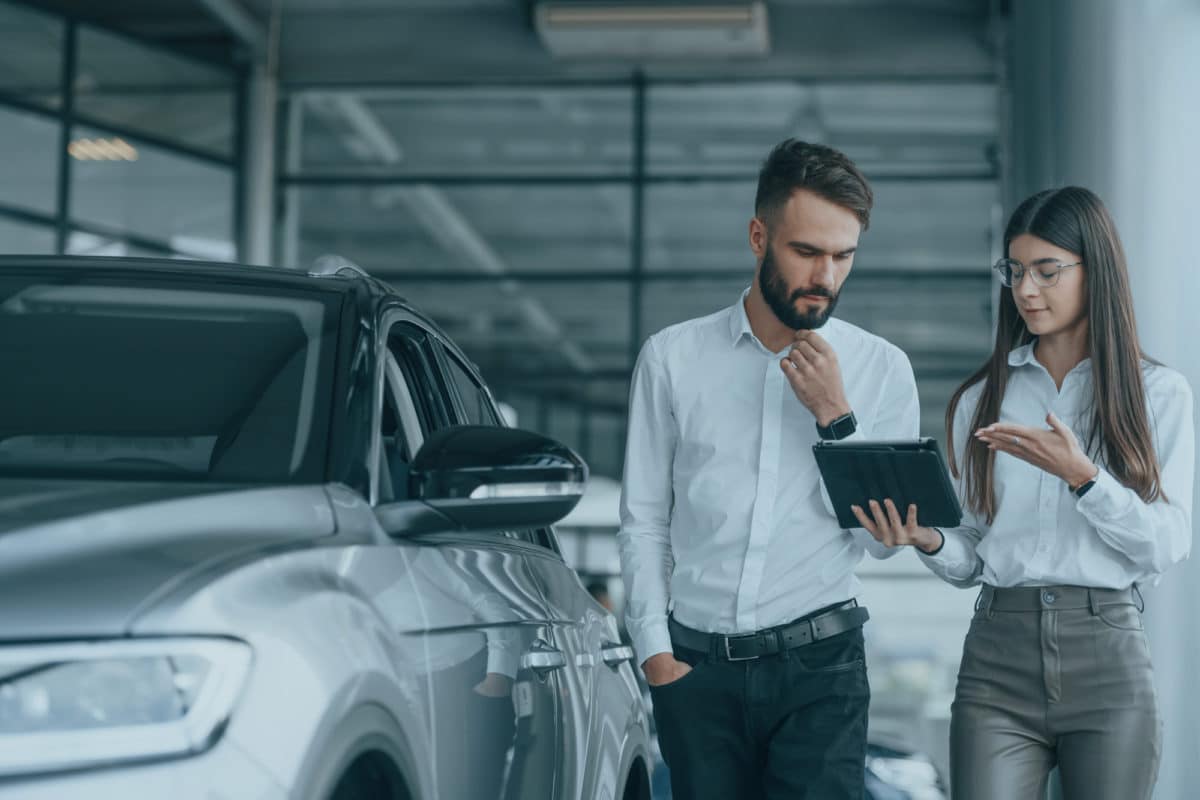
left=992, top=257, right=1082, bottom=288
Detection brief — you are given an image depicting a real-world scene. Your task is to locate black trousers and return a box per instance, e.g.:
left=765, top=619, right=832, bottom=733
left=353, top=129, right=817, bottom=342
left=649, top=624, right=869, bottom=800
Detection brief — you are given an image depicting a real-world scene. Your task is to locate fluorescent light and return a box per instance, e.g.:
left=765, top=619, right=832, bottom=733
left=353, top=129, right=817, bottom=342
left=68, top=136, right=139, bottom=161
left=535, top=1, right=770, bottom=59
left=542, top=5, right=755, bottom=26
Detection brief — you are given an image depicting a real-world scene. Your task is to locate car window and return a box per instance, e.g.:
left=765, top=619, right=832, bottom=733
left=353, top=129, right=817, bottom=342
left=0, top=270, right=342, bottom=483
left=377, top=353, right=427, bottom=503
left=387, top=323, right=450, bottom=433
left=440, top=349, right=501, bottom=426
left=379, top=322, right=449, bottom=504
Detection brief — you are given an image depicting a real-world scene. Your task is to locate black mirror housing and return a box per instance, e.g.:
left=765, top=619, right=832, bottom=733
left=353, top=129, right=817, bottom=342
left=407, top=425, right=588, bottom=531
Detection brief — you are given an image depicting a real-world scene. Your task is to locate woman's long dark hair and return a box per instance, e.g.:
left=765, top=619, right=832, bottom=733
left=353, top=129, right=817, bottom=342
left=946, top=186, right=1164, bottom=522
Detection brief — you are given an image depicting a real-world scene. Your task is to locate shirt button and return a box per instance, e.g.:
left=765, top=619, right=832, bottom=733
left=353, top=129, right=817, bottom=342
left=1042, top=590, right=1057, bottom=605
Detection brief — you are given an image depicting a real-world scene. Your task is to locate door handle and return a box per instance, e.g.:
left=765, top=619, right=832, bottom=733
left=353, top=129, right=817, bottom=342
left=601, top=642, right=635, bottom=667
left=521, top=647, right=567, bottom=674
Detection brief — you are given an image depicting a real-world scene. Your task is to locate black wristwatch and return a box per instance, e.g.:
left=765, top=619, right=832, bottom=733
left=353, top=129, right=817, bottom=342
left=817, top=410, right=857, bottom=441
left=1072, top=475, right=1098, bottom=498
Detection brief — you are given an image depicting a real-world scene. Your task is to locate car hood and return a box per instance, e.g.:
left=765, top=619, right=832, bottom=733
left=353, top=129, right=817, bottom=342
left=0, top=479, right=336, bottom=640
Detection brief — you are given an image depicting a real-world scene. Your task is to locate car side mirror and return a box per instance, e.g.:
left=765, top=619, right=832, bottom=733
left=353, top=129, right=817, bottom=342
left=405, top=425, right=587, bottom=531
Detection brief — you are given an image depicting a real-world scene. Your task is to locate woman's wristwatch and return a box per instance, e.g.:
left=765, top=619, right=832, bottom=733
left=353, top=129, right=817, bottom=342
left=1070, top=469, right=1099, bottom=498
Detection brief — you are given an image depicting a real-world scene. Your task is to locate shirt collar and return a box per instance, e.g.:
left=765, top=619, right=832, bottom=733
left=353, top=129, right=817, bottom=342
left=1007, top=338, right=1093, bottom=374
left=1007, top=341, right=1038, bottom=367
left=728, top=286, right=842, bottom=352
left=728, top=287, right=755, bottom=345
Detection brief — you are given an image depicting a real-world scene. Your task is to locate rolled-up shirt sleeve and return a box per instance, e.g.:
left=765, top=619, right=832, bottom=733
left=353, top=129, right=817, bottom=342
left=617, top=336, right=678, bottom=663
left=1076, top=373, right=1194, bottom=578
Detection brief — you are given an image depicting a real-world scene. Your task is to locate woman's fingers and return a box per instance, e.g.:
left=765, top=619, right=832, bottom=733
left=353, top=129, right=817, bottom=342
left=906, top=503, right=919, bottom=528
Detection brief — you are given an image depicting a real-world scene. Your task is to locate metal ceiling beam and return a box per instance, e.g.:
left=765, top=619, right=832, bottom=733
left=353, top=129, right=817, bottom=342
left=299, top=92, right=596, bottom=373
left=196, top=0, right=267, bottom=58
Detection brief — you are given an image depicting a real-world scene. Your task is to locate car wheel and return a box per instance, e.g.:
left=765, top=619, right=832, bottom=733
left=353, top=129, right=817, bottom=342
left=328, top=751, right=411, bottom=800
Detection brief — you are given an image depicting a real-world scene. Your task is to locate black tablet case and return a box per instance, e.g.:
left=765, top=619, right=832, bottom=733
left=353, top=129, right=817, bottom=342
left=812, top=438, right=964, bottom=529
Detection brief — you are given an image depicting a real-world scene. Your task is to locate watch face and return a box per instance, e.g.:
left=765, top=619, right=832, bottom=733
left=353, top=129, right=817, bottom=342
left=820, top=412, right=856, bottom=440
left=831, top=415, right=856, bottom=439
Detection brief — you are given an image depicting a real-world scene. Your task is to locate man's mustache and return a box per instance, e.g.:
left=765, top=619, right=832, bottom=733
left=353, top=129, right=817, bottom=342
left=789, top=286, right=835, bottom=301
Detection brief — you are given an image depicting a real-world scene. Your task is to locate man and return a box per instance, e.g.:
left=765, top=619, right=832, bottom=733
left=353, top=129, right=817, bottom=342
left=617, top=139, right=920, bottom=799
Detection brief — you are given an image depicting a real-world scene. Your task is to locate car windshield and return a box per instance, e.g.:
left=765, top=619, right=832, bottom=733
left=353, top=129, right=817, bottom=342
left=0, top=268, right=343, bottom=483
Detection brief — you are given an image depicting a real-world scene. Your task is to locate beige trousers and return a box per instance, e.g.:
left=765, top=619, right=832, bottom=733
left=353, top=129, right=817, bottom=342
left=950, top=584, right=1161, bottom=800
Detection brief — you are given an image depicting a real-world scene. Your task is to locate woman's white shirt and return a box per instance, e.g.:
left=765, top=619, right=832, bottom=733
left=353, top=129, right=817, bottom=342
left=920, top=343, right=1195, bottom=589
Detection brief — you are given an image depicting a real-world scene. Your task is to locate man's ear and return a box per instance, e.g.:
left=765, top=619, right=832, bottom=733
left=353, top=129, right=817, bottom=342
left=749, top=216, right=768, bottom=258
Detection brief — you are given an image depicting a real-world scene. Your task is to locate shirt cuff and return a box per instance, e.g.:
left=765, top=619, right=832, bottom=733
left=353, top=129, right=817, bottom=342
left=486, top=647, right=520, bottom=680
left=1076, top=467, right=1130, bottom=517
left=629, top=616, right=674, bottom=666
left=917, top=527, right=971, bottom=571
left=921, top=527, right=947, bottom=556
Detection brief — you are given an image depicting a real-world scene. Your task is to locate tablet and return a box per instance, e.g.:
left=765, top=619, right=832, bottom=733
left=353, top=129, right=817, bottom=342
left=812, top=437, right=963, bottom=529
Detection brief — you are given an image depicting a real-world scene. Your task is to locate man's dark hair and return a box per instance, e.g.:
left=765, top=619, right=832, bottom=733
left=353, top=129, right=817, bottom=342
left=754, top=139, right=873, bottom=230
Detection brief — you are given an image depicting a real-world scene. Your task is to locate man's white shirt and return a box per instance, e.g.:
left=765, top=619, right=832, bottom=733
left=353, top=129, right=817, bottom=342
left=617, top=290, right=920, bottom=662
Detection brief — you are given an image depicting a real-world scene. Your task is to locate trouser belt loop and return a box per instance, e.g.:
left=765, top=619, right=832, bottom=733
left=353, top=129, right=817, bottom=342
left=977, top=585, right=995, bottom=618
left=1088, top=588, right=1102, bottom=616
left=1133, top=583, right=1146, bottom=613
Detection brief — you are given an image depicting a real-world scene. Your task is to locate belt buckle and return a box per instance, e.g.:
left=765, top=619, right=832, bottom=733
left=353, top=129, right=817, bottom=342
left=722, top=633, right=759, bottom=662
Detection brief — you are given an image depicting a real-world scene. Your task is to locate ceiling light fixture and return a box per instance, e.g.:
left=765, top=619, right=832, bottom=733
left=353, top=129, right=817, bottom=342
left=535, top=1, right=769, bottom=58
left=68, top=137, right=139, bottom=161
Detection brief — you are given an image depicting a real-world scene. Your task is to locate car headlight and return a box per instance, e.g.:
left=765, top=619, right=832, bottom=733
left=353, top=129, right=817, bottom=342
left=0, top=638, right=251, bottom=778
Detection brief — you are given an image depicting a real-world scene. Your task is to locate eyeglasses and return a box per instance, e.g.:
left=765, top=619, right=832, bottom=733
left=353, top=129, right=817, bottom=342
left=993, top=257, right=1082, bottom=288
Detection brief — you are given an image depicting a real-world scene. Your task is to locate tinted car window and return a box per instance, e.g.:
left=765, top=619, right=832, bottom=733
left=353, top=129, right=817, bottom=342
left=0, top=270, right=341, bottom=482
left=387, top=324, right=449, bottom=433
left=441, top=350, right=500, bottom=426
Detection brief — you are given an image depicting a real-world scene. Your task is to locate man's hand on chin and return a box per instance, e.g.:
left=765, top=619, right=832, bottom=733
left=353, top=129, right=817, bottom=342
left=780, top=329, right=850, bottom=424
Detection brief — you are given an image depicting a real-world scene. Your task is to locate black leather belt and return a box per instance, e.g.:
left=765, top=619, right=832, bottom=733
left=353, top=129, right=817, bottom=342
left=668, top=600, right=869, bottom=662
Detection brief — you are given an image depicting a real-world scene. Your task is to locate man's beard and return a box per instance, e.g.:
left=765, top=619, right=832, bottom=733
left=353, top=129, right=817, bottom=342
left=758, top=243, right=840, bottom=330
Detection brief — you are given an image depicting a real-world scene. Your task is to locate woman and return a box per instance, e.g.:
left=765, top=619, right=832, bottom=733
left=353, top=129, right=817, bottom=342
left=851, top=186, right=1194, bottom=800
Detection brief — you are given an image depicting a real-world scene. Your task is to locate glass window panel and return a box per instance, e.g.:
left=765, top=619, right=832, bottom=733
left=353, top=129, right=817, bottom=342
left=644, top=181, right=756, bottom=273
left=0, top=105, right=59, bottom=216
left=76, top=26, right=235, bottom=158
left=294, top=87, right=633, bottom=177
left=386, top=279, right=631, bottom=383
left=866, top=180, right=999, bottom=271
left=584, top=411, right=626, bottom=481
left=644, top=180, right=999, bottom=273
left=640, top=279, right=748, bottom=345
left=69, top=126, right=235, bottom=260
left=0, top=1, right=63, bottom=109
left=546, top=402, right=583, bottom=464
left=0, top=216, right=55, bottom=254
left=294, top=184, right=632, bottom=275
left=647, top=83, right=997, bottom=178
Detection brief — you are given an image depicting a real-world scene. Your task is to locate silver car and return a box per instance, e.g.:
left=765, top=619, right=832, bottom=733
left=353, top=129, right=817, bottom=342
left=0, top=256, right=652, bottom=800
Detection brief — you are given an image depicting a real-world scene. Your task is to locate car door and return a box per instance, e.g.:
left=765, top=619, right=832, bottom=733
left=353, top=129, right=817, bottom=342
left=372, top=314, right=570, bottom=800
left=432, top=341, right=632, bottom=798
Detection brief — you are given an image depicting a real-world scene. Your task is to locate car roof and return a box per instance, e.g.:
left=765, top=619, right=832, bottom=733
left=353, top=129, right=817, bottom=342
left=0, top=255, right=359, bottom=291
left=0, top=255, right=479, bottom=374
